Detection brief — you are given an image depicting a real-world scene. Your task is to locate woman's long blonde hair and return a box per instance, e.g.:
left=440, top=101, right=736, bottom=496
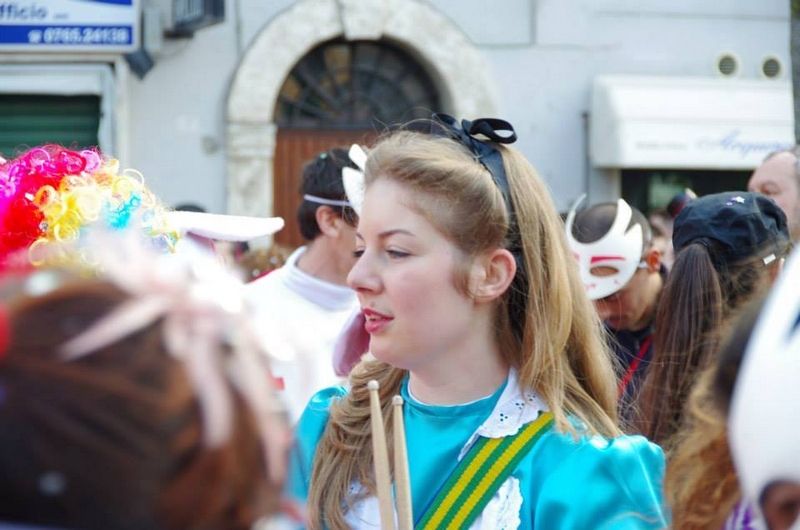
left=308, top=128, right=620, bottom=529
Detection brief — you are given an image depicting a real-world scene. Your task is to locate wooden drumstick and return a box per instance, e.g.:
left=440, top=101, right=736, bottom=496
left=393, top=395, right=413, bottom=530
left=368, top=380, right=395, bottom=529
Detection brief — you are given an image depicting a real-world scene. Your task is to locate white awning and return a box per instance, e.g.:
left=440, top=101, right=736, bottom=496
left=590, top=75, right=794, bottom=169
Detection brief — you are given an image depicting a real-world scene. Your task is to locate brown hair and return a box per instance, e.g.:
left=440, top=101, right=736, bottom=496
left=636, top=239, right=781, bottom=447
left=663, top=369, right=740, bottom=529
left=664, top=296, right=766, bottom=529
left=306, top=127, right=620, bottom=529
left=0, top=274, right=278, bottom=529
left=297, top=147, right=360, bottom=241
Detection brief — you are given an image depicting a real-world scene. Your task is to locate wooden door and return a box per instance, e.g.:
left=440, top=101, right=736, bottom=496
left=273, top=128, right=376, bottom=248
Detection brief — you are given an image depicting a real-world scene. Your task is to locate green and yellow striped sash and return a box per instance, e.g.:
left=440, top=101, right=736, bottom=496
left=416, top=411, right=554, bottom=530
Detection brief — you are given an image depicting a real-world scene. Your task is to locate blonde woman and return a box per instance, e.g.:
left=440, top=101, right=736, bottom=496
left=287, top=116, right=668, bottom=529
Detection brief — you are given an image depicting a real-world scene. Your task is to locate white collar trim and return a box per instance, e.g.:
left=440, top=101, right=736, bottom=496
left=459, top=368, right=549, bottom=460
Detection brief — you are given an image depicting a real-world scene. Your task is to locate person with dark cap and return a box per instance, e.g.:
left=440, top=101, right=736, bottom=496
left=636, top=191, right=792, bottom=448
left=565, top=197, right=665, bottom=421
left=246, top=147, right=362, bottom=423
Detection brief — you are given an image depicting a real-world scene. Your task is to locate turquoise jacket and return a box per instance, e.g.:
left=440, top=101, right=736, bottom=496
left=288, top=374, right=669, bottom=529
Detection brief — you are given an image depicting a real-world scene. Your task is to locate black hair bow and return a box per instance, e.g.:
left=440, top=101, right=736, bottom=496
left=431, top=114, right=517, bottom=217
left=431, top=114, right=528, bottom=343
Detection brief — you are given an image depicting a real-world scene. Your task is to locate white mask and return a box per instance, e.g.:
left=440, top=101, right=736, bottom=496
left=730, top=249, right=800, bottom=521
left=565, top=196, right=645, bottom=301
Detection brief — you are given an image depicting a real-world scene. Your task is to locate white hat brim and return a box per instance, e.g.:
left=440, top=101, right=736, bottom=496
left=167, top=211, right=284, bottom=241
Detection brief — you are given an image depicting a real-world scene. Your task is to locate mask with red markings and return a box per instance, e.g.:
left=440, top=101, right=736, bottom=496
left=565, top=197, right=644, bottom=301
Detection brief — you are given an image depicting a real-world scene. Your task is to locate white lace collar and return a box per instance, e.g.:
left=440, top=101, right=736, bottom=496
left=459, top=368, right=549, bottom=460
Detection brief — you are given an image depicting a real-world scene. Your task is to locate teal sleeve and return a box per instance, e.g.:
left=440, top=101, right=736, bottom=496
left=531, top=433, right=669, bottom=529
left=284, top=386, right=347, bottom=503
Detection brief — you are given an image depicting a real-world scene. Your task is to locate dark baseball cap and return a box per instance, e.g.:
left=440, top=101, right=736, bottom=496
left=673, top=192, right=791, bottom=266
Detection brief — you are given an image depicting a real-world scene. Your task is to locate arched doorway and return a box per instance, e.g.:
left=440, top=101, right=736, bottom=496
left=273, top=38, right=441, bottom=247
left=226, top=0, right=499, bottom=245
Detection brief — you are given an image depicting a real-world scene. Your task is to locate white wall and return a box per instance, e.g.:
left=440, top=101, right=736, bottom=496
left=6, top=0, right=787, bottom=213
left=430, top=0, right=791, bottom=208
left=124, top=2, right=288, bottom=213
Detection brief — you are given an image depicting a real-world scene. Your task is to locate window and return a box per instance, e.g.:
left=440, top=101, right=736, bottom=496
left=275, top=39, right=441, bottom=128
left=621, top=169, right=751, bottom=215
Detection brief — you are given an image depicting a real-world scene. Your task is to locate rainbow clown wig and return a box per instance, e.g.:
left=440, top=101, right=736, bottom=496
left=0, top=145, right=178, bottom=270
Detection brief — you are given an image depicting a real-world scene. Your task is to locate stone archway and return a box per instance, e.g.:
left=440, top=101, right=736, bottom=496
left=226, top=0, right=499, bottom=221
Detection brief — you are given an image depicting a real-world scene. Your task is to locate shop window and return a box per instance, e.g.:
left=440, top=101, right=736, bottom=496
left=621, top=169, right=751, bottom=216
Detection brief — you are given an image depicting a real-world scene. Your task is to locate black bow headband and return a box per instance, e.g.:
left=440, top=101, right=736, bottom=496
left=429, top=114, right=528, bottom=343
left=431, top=114, right=518, bottom=218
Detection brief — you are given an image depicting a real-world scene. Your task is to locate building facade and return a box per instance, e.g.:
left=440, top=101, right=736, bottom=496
left=0, top=0, right=792, bottom=246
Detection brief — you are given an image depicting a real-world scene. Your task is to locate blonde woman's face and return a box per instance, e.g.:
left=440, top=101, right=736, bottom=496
left=348, top=178, right=479, bottom=370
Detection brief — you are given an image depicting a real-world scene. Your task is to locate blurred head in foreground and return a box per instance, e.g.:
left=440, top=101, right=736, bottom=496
left=0, top=145, right=288, bottom=530
left=0, top=236, right=289, bottom=529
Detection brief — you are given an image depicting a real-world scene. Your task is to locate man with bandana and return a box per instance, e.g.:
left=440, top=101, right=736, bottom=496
left=566, top=198, right=666, bottom=421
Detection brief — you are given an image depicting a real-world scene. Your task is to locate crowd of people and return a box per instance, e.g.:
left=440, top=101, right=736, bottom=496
left=0, top=116, right=799, bottom=529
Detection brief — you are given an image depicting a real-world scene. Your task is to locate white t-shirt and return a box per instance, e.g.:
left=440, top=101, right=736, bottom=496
left=245, top=246, right=358, bottom=423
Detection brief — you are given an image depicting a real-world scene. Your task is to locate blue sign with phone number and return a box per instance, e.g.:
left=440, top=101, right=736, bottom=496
left=0, top=25, right=132, bottom=45
left=0, top=0, right=139, bottom=52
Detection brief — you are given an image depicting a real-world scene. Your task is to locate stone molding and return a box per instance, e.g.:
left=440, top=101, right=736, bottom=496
left=226, top=0, right=498, bottom=217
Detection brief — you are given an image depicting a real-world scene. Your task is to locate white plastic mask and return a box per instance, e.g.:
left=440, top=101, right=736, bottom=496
left=565, top=196, right=644, bottom=301
left=730, top=249, right=800, bottom=523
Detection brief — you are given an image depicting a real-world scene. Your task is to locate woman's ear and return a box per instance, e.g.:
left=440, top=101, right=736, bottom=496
left=471, top=248, right=517, bottom=303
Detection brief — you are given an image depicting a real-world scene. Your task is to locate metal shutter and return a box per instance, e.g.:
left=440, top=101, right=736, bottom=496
left=0, top=94, right=100, bottom=159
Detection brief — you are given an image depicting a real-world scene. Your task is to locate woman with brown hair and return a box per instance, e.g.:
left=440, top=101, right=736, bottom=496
left=0, top=245, right=289, bottom=530
left=663, top=296, right=765, bottom=529
left=0, top=141, right=294, bottom=530
left=286, top=116, right=668, bottom=529
left=667, top=247, right=800, bottom=530
left=729, top=249, right=800, bottom=530
left=636, top=192, right=791, bottom=449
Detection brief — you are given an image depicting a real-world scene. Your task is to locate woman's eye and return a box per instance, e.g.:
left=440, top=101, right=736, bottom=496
left=387, top=249, right=409, bottom=259
left=353, top=249, right=365, bottom=258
